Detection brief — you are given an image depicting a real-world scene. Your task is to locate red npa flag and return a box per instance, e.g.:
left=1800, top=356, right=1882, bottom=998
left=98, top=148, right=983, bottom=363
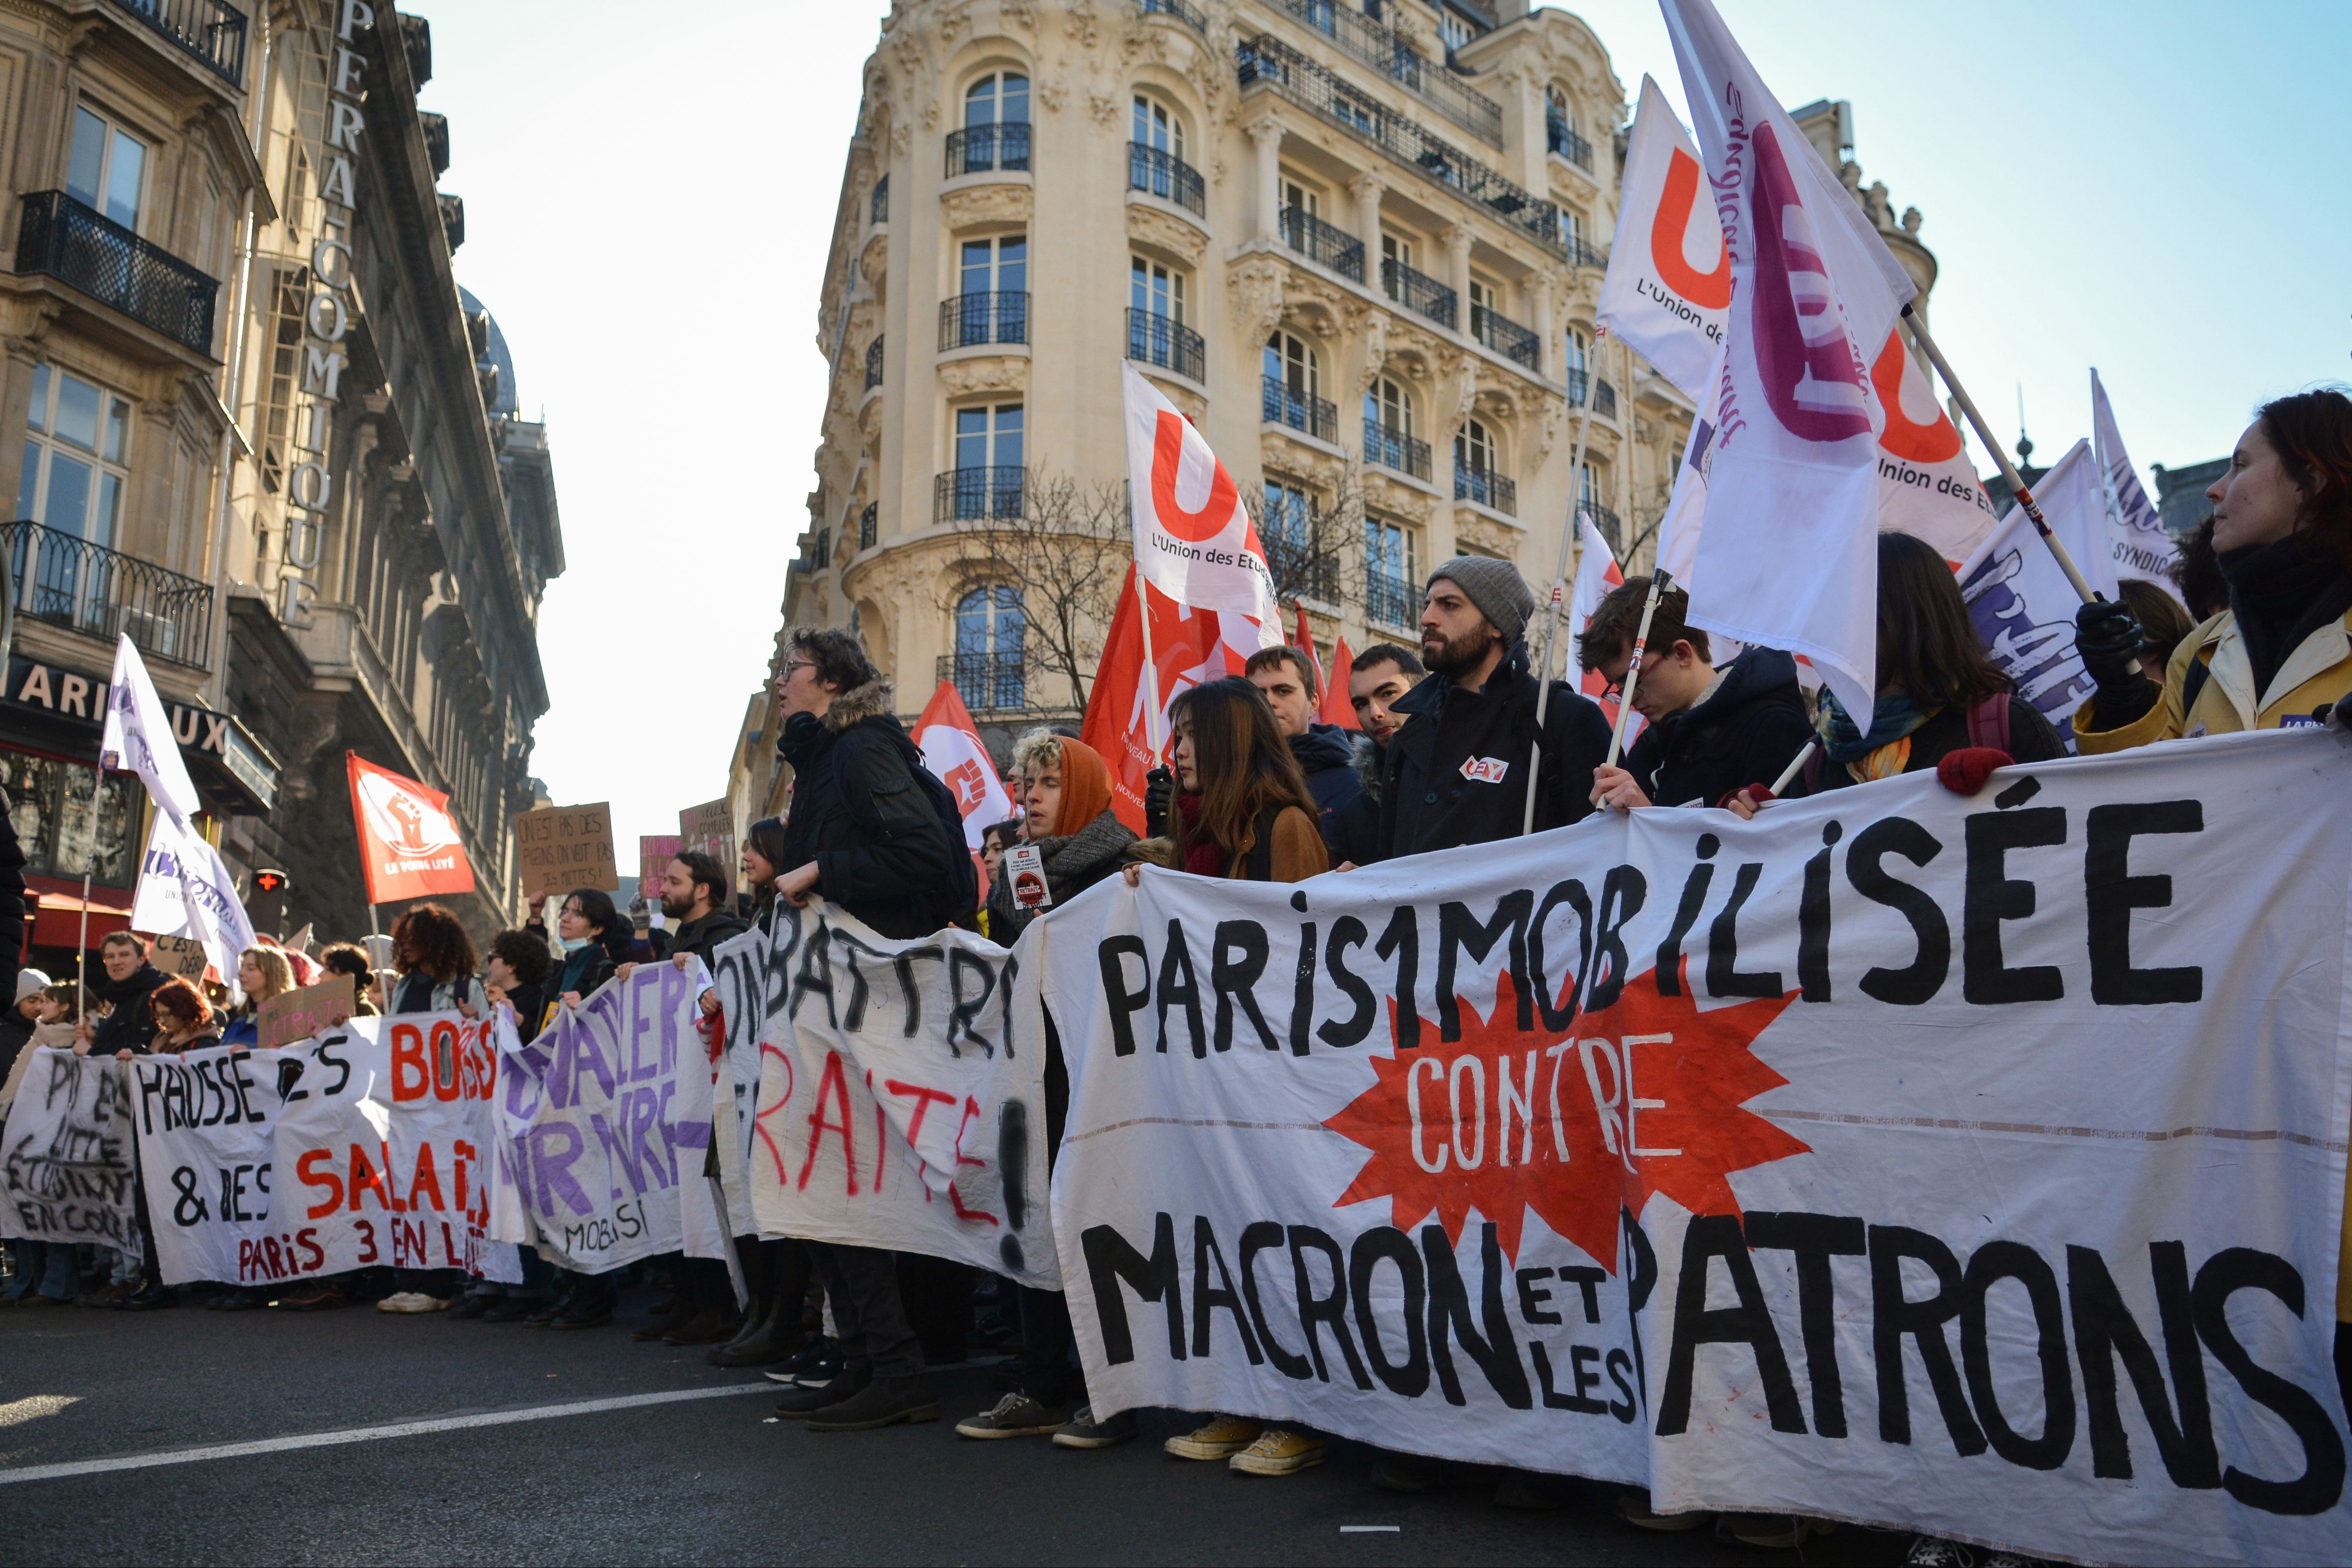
left=1082, top=564, right=1260, bottom=834
left=1291, top=602, right=1326, bottom=693
left=1318, top=633, right=1359, bottom=731
left=346, top=752, right=475, bottom=903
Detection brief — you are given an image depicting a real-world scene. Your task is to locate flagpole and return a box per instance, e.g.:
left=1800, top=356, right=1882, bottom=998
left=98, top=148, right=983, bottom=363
left=1767, top=741, right=1816, bottom=798
left=1522, top=330, right=1607, bottom=837
left=1604, top=569, right=1671, bottom=773
left=1901, top=304, right=2098, bottom=605
left=1133, top=571, right=1164, bottom=757
left=75, top=848, right=92, bottom=999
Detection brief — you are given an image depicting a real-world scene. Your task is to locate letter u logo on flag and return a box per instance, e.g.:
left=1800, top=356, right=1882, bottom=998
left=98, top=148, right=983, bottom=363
left=1651, top=148, right=1732, bottom=309
left=1149, top=411, right=1240, bottom=544
left=1122, top=361, right=1281, bottom=630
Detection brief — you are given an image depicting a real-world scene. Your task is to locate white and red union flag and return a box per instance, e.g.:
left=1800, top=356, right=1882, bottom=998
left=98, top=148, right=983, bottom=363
left=1870, top=328, right=1997, bottom=565
left=912, top=680, right=1013, bottom=858
left=1661, top=0, right=1918, bottom=734
left=1082, top=564, right=1266, bottom=835
left=1122, top=361, right=1282, bottom=627
left=1597, top=75, right=1729, bottom=399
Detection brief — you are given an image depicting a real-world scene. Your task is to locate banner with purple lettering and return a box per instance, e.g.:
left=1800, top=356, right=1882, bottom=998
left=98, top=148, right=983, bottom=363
left=491, top=963, right=725, bottom=1273
left=1033, top=729, right=2352, bottom=1567
left=747, top=903, right=1057, bottom=1289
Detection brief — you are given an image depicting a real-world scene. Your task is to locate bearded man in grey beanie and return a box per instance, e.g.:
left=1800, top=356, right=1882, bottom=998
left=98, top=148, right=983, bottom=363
left=1369, top=554, right=1613, bottom=861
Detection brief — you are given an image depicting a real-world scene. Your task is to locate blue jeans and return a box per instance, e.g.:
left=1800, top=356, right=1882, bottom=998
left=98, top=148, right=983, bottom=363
left=5, top=1239, right=79, bottom=1301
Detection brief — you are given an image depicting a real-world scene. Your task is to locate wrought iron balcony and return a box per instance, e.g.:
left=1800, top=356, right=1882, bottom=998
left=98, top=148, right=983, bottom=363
left=1136, top=0, right=1207, bottom=35
left=939, top=291, right=1029, bottom=351
left=938, top=651, right=1027, bottom=712
left=1266, top=539, right=1341, bottom=604
left=864, top=335, right=883, bottom=391
left=1129, top=142, right=1205, bottom=217
left=945, top=122, right=1030, bottom=177
left=1455, top=462, right=1516, bottom=517
left=109, top=0, right=247, bottom=88
left=1239, top=35, right=1566, bottom=260
left=870, top=175, right=888, bottom=225
left=1561, top=231, right=1608, bottom=269
left=1583, top=501, right=1622, bottom=552
left=1380, top=257, right=1455, bottom=329
left=1546, top=114, right=1595, bottom=173
left=1263, top=0, right=1501, bottom=145
left=1127, top=309, right=1204, bottom=383
left=1471, top=303, right=1540, bottom=371
left=1279, top=206, right=1364, bottom=283
left=1366, top=571, right=1415, bottom=629
left=1595, top=378, right=1618, bottom=419
left=1263, top=375, right=1338, bottom=443
left=935, top=466, right=1029, bottom=525
left=3, top=521, right=212, bottom=667
left=1363, top=419, right=1431, bottom=482
left=16, top=191, right=218, bottom=355
left=858, top=502, right=877, bottom=551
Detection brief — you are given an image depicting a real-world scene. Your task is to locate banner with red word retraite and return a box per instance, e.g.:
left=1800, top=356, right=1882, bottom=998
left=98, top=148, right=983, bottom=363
left=346, top=753, right=476, bottom=904
left=1029, top=727, right=2352, bottom=1567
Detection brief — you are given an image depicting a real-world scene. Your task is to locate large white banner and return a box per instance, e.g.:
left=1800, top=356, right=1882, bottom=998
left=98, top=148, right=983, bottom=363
left=748, top=903, right=1057, bottom=1288
left=1034, top=729, right=2352, bottom=1567
left=130, top=1044, right=283, bottom=1283
left=0, top=1049, right=138, bottom=1253
left=491, top=964, right=724, bottom=1273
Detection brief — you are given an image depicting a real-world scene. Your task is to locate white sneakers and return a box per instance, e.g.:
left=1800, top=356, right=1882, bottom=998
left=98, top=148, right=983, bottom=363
left=374, top=1291, right=450, bottom=1314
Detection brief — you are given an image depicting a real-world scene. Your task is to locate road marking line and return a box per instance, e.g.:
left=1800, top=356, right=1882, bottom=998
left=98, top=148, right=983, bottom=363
left=0, top=1384, right=773, bottom=1486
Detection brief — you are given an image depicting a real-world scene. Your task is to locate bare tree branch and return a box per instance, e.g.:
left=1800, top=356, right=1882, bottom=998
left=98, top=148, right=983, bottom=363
left=935, top=470, right=1128, bottom=713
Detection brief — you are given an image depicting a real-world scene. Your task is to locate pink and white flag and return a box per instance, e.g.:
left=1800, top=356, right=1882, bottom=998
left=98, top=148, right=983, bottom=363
left=1598, top=75, right=1729, bottom=400
left=1122, top=362, right=1282, bottom=635
left=1661, top=0, right=1917, bottom=734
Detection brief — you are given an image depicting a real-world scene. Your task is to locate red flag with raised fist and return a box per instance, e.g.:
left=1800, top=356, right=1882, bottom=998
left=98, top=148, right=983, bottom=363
left=346, top=752, right=475, bottom=904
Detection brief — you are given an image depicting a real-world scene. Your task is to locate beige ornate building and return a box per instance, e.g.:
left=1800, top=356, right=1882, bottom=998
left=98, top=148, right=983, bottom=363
left=742, top=0, right=1935, bottom=818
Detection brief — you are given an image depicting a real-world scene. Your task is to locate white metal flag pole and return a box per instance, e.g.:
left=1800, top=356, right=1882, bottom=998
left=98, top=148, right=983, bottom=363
left=1768, top=741, right=1817, bottom=798
left=1604, top=569, right=1671, bottom=771
left=1522, top=330, right=1608, bottom=837
left=1901, top=304, right=2098, bottom=605
left=1133, top=571, right=1164, bottom=759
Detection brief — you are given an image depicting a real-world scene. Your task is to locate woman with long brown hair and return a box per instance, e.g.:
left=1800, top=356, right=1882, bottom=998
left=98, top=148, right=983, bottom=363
left=1129, top=677, right=1329, bottom=886
left=386, top=904, right=483, bottom=1019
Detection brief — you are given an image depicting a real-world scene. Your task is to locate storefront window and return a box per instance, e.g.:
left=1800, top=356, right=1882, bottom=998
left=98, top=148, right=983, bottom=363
left=0, top=747, right=141, bottom=885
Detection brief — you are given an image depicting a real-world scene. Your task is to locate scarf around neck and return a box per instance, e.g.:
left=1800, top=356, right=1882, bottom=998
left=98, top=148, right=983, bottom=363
left=2220, top=536, right=2352, bottom=700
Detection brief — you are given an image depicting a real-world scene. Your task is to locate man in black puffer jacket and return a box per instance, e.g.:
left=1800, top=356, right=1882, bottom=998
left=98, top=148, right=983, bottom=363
left=766, top=627, right=960, bottom=1438
left=1244, top=644, right=1361, bottom=853
left=1581, top=577, right=1816, bottom=811
left=1375, top=558, right=1612, bottom=860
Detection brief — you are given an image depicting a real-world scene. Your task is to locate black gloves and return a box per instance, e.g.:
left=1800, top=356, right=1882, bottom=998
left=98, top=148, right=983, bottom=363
left=2073, top=598, right=2149, bottom=690
left=1143, top=765, right=1174, bottom=840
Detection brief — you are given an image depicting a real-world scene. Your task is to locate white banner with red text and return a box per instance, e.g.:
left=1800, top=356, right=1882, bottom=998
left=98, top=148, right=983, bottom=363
left=1032, top=728, right=2352, bottom=1567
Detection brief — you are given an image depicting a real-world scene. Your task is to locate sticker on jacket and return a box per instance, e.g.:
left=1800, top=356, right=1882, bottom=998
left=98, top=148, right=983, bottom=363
left=2279, top=713, right=2324, bottom=729
left=1004, top=843, right=1052, bottom=908
left=1459, top=756, right=1510, bottom=784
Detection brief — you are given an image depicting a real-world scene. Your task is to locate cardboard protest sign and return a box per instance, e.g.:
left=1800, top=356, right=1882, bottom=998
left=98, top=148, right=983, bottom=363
left=0, top=1050, right=138, bottom=1253
left=130, top=1045, right=281, bottom=1284
left=678, top=800, right=736, bottom=877
left=748, top=903, right=1056, bottom=1287
left=1032, top=729, right=2352, bottom=1567
left=639, top=834, right=685, bottom=890
left=514, top=802, right=618, bottom=902
left=490, top=964, right=724, bottom=1272
left=151, top=933, right=212, bottom=981
left=257, top=975, right=355, bottom=1051
left=271, top=1013, right=520, bottom=1284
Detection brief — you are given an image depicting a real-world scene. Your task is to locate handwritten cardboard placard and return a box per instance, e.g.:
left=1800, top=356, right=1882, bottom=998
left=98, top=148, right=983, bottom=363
left=256, top=974, right=355, bottom=1051
left=514, top=803, right=618, bottom=901
left=150, top=934, right=211, bottom=982
left=639, top=834, right=685, bottom=890
left=678, top=800, right=735, bottom=874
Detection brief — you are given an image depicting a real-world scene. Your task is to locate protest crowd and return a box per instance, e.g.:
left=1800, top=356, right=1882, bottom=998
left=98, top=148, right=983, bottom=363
left=6, top=6, right=2351, bottom=1563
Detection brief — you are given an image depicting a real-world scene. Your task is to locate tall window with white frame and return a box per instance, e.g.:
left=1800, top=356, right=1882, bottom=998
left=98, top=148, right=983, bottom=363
left=961, top=73, right=1030, bottom=172
left=958, top=235, right=1027, bottom=346
left=956, top=585, right=1026, bottom=710
left=1546, top=86, right=1573, bottom=161
left=16, top=364, right=133, bottom=637
left=952, top=403, right=1024, bottom=520
left=1263, top=331, right=1324, bottom=436
left=1128, top=257, right=1195, bottom=379
left=1365, top=515, right=1416, bottom=629
left=1364, top=375, right=1421, bottom=477
left=66, top=106, right=147, bottom=229
left=1566, top=326, right=1592, bottom=405
left=1131, top=94, right=1193, bottom=210
left=1262, top=477, right=1330, bottom=601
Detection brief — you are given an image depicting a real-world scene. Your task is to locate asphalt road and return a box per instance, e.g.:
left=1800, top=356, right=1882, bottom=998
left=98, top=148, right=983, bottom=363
left=0, top=1291, right=1776, bottom=1567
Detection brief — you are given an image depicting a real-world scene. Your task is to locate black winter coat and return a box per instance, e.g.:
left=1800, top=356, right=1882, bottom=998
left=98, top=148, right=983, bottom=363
left=984, top=806, right=1137, bottom=946
left=1623, top=647, right=1817, bottom=809
left=92, top=962, right=167, bottom=1055
left=668, top=907, right=753, bottom=970
left=775, top=680, right=962, bottom=941
left=1375, top=644, right=1612, bottom=860
left=1288, top=724, right=1362, bottom=852
left=1327, top=737, right=1386, bottom=868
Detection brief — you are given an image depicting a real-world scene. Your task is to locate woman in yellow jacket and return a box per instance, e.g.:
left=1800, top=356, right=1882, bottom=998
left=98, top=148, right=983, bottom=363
left=2073, top=386, right=2352, bottom=1387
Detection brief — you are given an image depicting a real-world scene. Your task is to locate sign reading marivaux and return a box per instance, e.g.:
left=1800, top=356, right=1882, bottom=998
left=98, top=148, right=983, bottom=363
left=1029, top=729, right=2352, bottom=1568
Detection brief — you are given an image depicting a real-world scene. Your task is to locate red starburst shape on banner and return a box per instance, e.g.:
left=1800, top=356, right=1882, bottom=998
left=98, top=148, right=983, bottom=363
left=1323, top=965, right=1808, bottom=1268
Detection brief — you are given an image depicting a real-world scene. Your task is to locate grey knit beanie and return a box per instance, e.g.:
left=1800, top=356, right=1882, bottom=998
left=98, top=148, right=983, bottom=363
left=1426, top=555, right=1535, bottom=646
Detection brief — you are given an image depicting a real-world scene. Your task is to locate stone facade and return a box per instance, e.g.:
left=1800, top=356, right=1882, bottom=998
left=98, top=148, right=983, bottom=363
left=0, top=0, right=560, bottom=959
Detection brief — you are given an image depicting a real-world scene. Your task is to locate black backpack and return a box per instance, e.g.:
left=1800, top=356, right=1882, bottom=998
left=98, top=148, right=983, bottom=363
left=833, top=727, right=980, bottom=930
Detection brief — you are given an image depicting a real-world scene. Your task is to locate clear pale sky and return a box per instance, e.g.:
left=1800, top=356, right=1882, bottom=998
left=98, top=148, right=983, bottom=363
left=406, top=0, right=2351, bottom=849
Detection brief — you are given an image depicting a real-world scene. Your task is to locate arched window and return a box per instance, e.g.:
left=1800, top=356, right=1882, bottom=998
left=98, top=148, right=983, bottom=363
left=1365, top=375, right=1412, bottom=438
left=959, top=73, right=1030, bottom=174
left=1547, top=87, right=1575, bottom=160
left=966, top=73, right=1030, bottom=128
left=1565, top=326, right=1592, bottom=402
left=1456, top=418, right=1496, bottom=476
left=1132, top=94, right=1184, bottom=162
left=956, top=585, right=1026, bottom=710
left=1363, top=376, right=1422, bottom=478
left=1264, top=332, right=1318, bottom=399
